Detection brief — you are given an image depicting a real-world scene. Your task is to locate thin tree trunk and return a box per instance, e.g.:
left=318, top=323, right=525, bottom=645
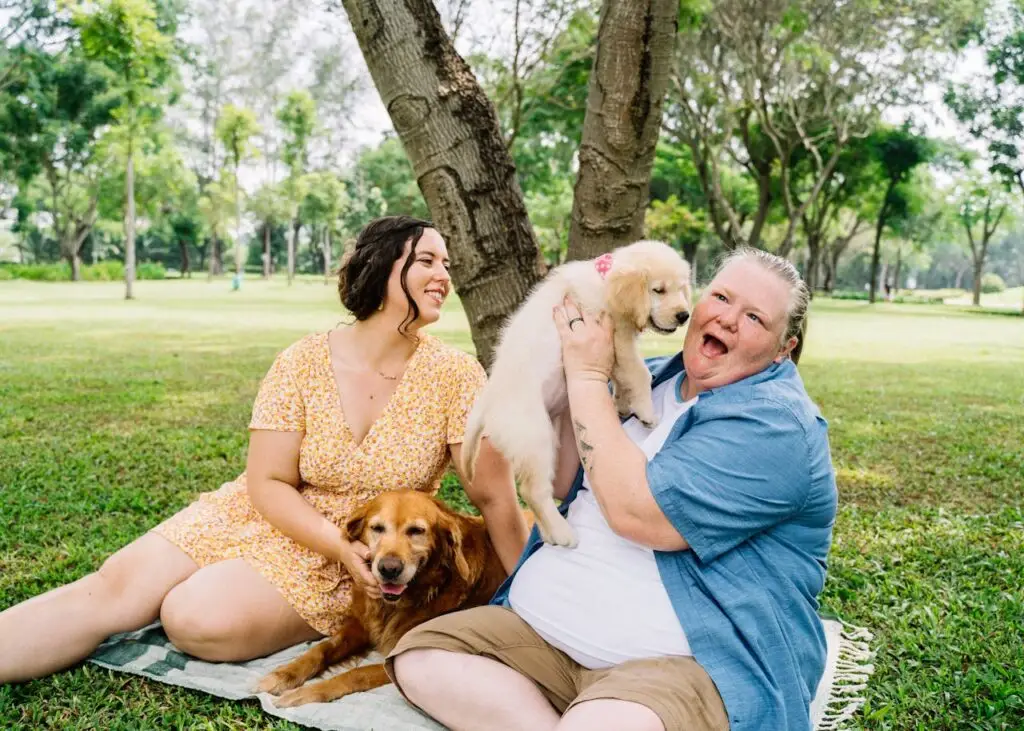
left=263, top=222, right=271, bottom=279
left=324, top=228, right=332, bottom=285
left=566, top=0, right=677, bottom=261
left=208, top=233, right=219, bottom=281
left=179, top=239, right=191, bottom=278
left=68, top=252, right=81, bottom=282
left=893, top=246, right=903, bottom=296
left=868, top=184, right=895, bottom=303
left=972, top=260, right=983, bottom=306
left=806, top=234, right=821, bottom=299
left=339, top=0, right=543, bottom=366
left=288, top=219, right=298, bottom=286
left=234, top=175, right=243, bottom=276
left=124, top=136, right=136, bottom=301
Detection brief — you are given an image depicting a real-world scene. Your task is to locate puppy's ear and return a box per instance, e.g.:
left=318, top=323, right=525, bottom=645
left=345, top=503, right=369, bottom=543
left=439, top=514, right=472, bottom=583
left=606, top=264, right=650, bottom=331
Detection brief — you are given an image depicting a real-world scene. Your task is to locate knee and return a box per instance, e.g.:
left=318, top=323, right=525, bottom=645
left=392, top=648, right=452, bottom=704
left=160, top=583, right=242, bottom=661
left=90, top=552, right=139, bottom=610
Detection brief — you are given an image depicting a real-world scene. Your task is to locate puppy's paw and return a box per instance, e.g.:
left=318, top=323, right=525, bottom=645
left=630, top=395, right=655, bottom=430
left=256, top=669, right=306, bottom=696
left=613, top=390, right=634, bottom=420
left=539, top=516, right=578, bottom=549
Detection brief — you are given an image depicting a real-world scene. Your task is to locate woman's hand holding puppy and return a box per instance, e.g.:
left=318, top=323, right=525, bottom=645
left=553, top=296, right=614, bottom=385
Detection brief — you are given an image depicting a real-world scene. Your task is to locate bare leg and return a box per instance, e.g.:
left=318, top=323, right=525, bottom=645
left=558, top=699, right=665, bottom=731
left=393, top=648, right=560, bottom=731
left=160, top=558, right=322, bottom=662
left=0, top=532, right=198, bottom=683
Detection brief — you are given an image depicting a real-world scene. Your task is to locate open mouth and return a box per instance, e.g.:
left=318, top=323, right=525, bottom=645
left=648, top=317, right=678, bottom=335
left=700, top=333, right=729, bottom=358
left=379, top=582, right=408, bottom=602
left=425, top=290, right=446, bottom=306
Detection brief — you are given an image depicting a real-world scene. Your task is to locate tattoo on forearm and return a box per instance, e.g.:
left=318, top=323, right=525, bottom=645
left=573, top=419, right=595, bottom=473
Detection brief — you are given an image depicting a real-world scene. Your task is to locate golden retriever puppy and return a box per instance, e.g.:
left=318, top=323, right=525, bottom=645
left=462, top=240, right=692, bottom=548
left=256, top=490, right=507, bottom=707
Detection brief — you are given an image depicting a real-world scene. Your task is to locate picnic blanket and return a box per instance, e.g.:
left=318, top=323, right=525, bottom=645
left=88, top=618, right=875, bottom=731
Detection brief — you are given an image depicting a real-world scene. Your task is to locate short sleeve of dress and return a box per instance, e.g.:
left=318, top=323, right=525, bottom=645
left=445, top=353, right=487, bottom=444
left=249, top=343, right=306, bottom=432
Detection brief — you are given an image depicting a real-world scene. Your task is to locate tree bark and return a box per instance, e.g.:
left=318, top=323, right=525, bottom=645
left=566, top=0, right=677, bottom=261
left=68, top=253, right=81, bottom=282
left=124, top=138, right=136, bottom=301
left=339, top=0, right=543, bottom=366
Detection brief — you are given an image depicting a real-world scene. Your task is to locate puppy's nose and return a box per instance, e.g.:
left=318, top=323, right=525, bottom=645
left=377, top=557, right=404, bottom=582
left=675, top=311, right=690, bottom=325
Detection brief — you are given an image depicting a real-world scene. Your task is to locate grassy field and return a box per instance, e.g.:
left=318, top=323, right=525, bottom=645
left=1, top=278, right=1022, bottom=730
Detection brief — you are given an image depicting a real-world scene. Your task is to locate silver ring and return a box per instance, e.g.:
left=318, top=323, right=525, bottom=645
left=568, top=317, right=584, bottom=330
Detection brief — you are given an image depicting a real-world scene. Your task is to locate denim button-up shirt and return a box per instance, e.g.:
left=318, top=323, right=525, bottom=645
left=492, top=353, right=838, bottom=731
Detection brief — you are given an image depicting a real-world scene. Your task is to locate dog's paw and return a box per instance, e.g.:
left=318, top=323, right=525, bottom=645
left=256, top=670, right=305, bottom=696
left=273, top=686, right=326, bottom=708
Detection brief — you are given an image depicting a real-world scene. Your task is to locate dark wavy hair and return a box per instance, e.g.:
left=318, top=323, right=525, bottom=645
left=338, top=215, right=435, bottom=334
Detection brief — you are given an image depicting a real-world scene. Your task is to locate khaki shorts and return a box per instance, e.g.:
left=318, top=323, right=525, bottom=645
left=385, top=605, right=729, bottom=731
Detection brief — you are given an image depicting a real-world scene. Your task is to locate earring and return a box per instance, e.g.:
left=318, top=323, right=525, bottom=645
left=378, top=300, right=385, bottom=311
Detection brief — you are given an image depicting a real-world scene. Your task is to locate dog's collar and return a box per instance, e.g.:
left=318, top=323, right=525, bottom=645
left=594, top=253, right=613, bottom=279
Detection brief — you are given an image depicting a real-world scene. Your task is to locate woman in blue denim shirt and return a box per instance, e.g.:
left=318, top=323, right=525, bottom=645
left=386, top=249, right=838, bottom=731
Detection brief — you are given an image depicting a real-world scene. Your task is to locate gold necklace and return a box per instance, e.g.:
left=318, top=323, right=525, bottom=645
left=376, top=369, right=399, bottom=381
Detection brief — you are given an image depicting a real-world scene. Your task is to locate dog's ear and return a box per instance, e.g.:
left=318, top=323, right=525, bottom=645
left=605, top=263, right=649, bottom=331
left=438, top=513, right=472, bottom=584
left=345, top=503, right=369, bottom=543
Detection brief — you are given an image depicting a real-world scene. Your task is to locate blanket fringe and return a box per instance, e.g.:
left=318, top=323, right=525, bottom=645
left=816, top=621, right=876, bottom=731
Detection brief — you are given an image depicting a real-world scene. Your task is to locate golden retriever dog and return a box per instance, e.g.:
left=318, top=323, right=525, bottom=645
left=256, top=490, right=508, bottom=707
left=462, top=240, right=692, bottom=548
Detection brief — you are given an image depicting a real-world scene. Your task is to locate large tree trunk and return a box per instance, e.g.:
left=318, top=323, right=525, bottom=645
left=566, top=0, right=677, bottom=261
left=67, top=252, right=81, bottom=282
left=339, top=0, right=544, bottom=367
left=125, top=137, right=136, bottom=301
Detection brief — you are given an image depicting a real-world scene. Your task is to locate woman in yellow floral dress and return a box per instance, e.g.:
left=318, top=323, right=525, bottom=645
left=0, top=216, right=528, bottom=682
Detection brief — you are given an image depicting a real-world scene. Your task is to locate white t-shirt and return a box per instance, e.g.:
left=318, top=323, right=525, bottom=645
left=508, top=374, right=697, bottom=669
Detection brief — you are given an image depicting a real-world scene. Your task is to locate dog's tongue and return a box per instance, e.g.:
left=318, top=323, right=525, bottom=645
left=380, top=583, right=406, bottom=597
left=701, top=334, right=728, bottom=358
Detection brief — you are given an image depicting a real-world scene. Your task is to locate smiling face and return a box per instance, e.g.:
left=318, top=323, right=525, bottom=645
left=383, top=228, right=451, bottom=329
left=346, top=492, right=458, bottom=603
left=682, top=258, right=797, bottom=394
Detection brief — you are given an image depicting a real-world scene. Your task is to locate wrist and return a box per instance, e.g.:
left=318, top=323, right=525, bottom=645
left=322, top=520, right=348, bottom=563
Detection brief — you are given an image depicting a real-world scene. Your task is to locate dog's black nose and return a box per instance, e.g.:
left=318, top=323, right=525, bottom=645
left=675, top=311, right=690, bottom=325
left=377, top=557, right=404, bottom=582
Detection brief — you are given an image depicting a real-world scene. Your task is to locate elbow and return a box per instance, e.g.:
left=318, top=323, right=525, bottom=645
left=608, top=509, right=690, bottom=552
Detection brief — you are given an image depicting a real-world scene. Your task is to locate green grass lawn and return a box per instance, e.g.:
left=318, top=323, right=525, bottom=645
left=1, top=278, right=1022, bottom=730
